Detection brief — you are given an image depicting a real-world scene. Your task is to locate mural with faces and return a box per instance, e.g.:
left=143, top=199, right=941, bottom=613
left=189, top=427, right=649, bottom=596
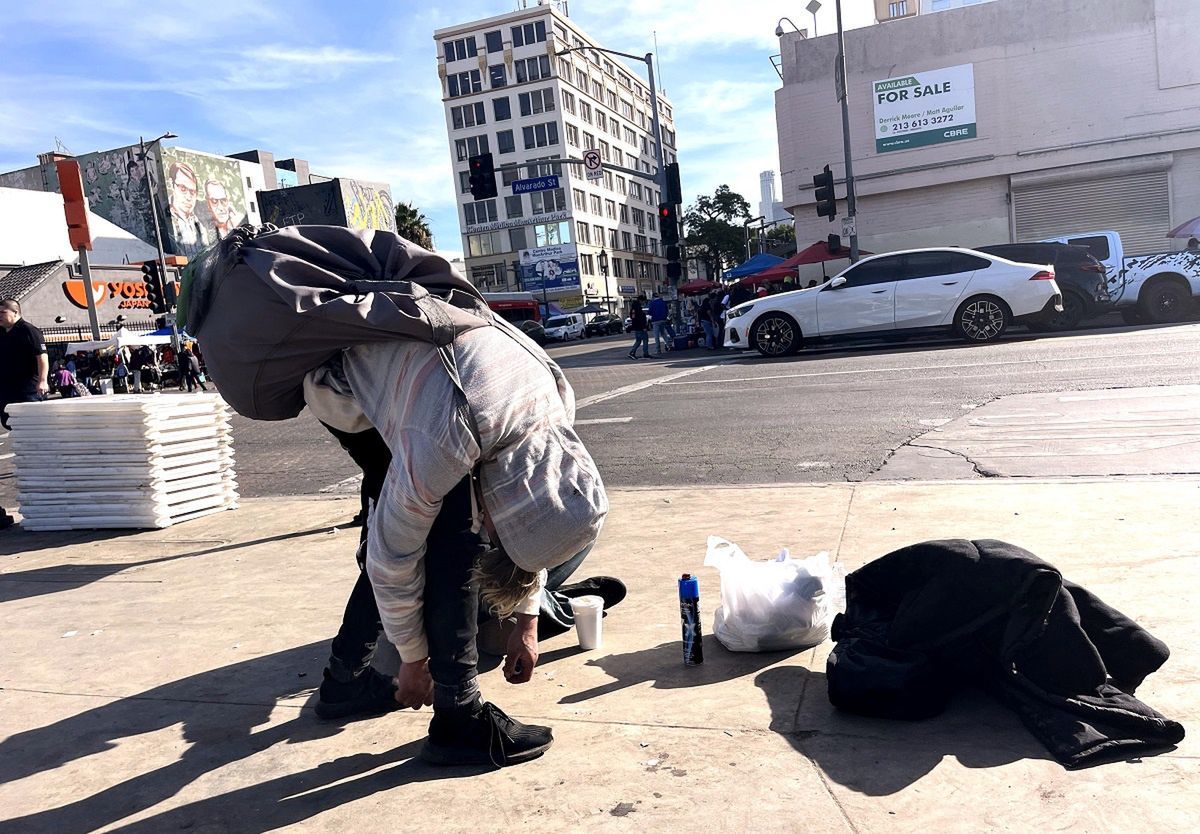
left=158, top=147, right=250, bottom=256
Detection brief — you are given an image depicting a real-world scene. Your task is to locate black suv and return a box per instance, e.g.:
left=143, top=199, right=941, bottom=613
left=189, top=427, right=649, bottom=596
left=977, top=243, right=1111, bottom=331
left=585, top=313, right=624, bottom=337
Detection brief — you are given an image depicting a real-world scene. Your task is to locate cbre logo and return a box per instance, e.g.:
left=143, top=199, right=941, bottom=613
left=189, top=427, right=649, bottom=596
left=62, top=279, right=110, bottom=308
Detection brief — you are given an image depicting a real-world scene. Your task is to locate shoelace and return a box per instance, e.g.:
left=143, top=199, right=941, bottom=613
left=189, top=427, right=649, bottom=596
left=482, top=702, right=514, bottom=768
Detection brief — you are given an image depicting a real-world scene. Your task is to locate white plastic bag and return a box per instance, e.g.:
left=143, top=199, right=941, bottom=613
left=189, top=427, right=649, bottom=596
left=703, top=535, right=846, bottom=653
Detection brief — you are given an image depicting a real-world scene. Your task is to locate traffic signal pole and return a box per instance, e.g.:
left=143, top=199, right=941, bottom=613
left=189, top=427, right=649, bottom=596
left=834, top=0, right=859, bottom=263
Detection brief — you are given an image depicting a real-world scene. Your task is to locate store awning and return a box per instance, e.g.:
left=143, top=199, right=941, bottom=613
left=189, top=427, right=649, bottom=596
left=722, top=253, right=784, bottom=279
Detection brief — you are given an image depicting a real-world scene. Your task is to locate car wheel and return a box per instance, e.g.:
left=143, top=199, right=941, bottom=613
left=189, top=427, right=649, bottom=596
left=1139, top=281, right=1191, bottom=324
left=954, top=296, right=1010, bottom=343
left=1039, top=291, right=1086, bottom=331
left=750, top=312, right=801, bottom=357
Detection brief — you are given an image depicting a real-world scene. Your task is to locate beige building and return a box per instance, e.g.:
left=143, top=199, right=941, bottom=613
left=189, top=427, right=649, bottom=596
left=434, top=1, right=677, bottom=307
left=778, top=0, right=1200, bottom=261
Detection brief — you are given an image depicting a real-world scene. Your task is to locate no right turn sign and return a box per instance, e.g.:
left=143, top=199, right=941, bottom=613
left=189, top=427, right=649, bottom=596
left=582, top=149, right=603, bottom=182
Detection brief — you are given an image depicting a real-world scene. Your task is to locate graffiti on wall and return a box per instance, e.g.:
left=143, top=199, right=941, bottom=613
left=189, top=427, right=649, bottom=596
left=0, top=167, right=45, bottom=191
left=158, top=147, right=250, bottom=257
left=340, top=179, right=396, bottom=233
left=258, top=181, right=343, bottom=227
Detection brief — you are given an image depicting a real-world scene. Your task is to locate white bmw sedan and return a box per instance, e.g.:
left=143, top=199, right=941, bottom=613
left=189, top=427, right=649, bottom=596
left=724, top=247, right=1063, bottom=357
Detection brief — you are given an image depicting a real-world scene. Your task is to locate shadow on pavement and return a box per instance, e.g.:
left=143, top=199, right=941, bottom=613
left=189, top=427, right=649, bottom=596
left=0, top=639, right=475, bottom=834
left=755, top=665, right=1050, bottom=796
left=559, top=638, right=799, bottom=704
left=0, top=525, right=341, bottom=605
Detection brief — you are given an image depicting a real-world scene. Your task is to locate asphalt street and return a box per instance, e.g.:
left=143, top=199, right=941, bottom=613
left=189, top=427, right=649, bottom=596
left=2, top=319, right=1199, bottom=506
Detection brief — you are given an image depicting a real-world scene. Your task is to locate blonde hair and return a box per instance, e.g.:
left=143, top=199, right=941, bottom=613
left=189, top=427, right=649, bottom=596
left=473, top=547, right=539, bottom=619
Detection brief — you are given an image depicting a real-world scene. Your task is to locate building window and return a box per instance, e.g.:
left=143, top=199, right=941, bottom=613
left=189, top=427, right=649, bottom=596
left=596, top=112, right=607, bottom=132
left=459, top=171, right=471, bottom=194
left=562, top=90, right=576, bottom=114
left=528, top=156, right=563, bottom=177
left=510, top=226, right=527, bottom=251
left=250, top=200, right=256, bottom=214
left=493, top=97, right=511, bottom=121
left=648, top=214, right=656, bottom=232
left=583, top=131, right=595, bottom=150
left=607, top=90, right=618, bottom=110
left=522, top=122, right=559, bottom=149
left=454, top=134, right=490, bottom=161
left=497, top=129, right=516, bottom=154
left=603, top=171, right=613, bottom=191
left=581, top=253, right=594, bottom=275
left=576, top=221, right=591, bottom=244
left=505, top=195, right=523, bottom=219
left=599, top=141, right=611, bottom=162
left=465, top=230, right=510, bottom=258
left=615, top=175, right=627, bottom=195
left=444, top=36, right=477, bottom=63
left=888, top=1, right=909, bottom=16
left=531, top=188, right=566, bottom=216
left=450, top=102, right=486, bottom=130
left=591, top=195, right=604, bottom=215
left=592, top=80, right=604, bottom=100
left=635, top=233, right=647, bottom=252
left=489, top=65, right=507, bottom=89
left=620, top=205, right=629, bottom=224
left=502, top=167, right=520, bottom=186
left=604, top=198, right=616, bottom=219
left=592, top=223, right=604, bottom=245
left=621, top=231, right=633, bottom=250
left=518, top=88, right=555, bottom=116
left=612, top=148, right=623, bottom=167
left=611, top=258, right=622, bottom=278
left=485, top=30, right=503, bottom=53
left=632, top=208, right=645, bottom=230
left=448, top=70, right=482, bottom=98
left=623, top=126, right=637, bottom=146
left=511, top=20, right=547, bottom=48
left=572, top=188, right=586, bottom=211
left=464, top=199, right=498, bottom=226
left=629, top=181, right=643, bottom=200
left=579, top=102, right=592, bottom=123
left=515, top=55, right=551, bottom=84
left=565, top=124, right=579, bottom=147
left=576, top=69, right=588, bottom=88
left=533, top=220, right=570, bottom=247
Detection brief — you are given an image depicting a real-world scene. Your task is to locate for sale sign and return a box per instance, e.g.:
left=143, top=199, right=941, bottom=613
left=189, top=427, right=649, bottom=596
left=873, top=63, right=976, bottom=153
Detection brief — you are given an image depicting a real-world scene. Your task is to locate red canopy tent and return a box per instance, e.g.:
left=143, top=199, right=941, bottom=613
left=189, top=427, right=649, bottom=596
left=678, top=279, right=720, bottom=295
left=739, top=240, right=875, bottom=286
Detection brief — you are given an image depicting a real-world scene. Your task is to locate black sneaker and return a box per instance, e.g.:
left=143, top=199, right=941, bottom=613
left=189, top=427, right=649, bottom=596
left=314, top=667, right=400, bottom=720
left=0, top=514, right=14, bottom=531
left=421, top=702, right=553, bottom=767
left=557, top=576, right=627, bottom=611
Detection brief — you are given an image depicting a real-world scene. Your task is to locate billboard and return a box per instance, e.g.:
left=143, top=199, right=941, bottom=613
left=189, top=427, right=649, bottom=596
left=873, top=64, right=976, bottom=153
left=519, top=243, right=580, bottom=292
left=258, top=178, right=395, bottom=232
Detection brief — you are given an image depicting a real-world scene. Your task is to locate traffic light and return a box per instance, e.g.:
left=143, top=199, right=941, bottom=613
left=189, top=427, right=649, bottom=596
left=659, top=203, right=679, bottom=247
left=468, top=153, right=497, bottom=200
left=665, top=162, right=682, bottom=206
left=813, top=164, right=837, bottom=222
left=142, top=260, right=166, bottom=314
left=827, top=233, right=842, bottom=252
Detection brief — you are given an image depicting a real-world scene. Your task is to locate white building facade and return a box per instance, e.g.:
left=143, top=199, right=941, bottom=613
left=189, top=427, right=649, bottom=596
left=434, top=2, right=678, bottom=306
left=778, top=0, right=1200, bottom=262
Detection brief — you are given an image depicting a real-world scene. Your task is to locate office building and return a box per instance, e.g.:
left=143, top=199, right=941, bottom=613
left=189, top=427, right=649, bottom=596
left=434, top=0, right=678, bottom=306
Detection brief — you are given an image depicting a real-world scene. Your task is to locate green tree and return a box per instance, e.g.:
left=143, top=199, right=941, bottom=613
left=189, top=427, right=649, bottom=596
left=682, top=185, right=752, bottom=275
left=394, top=200, right=434, bottom=249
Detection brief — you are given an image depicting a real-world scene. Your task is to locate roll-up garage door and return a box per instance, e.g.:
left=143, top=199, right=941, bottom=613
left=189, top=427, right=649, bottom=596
left=1012, top=170, right=1170, bottom=256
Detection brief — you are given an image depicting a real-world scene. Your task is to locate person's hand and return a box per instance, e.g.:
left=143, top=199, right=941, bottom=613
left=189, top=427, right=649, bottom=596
left=503, top=614, right=539, bottom=684
left=34, top=379, right=50, bottom=398
left=394, top=659, right=433, bottom=710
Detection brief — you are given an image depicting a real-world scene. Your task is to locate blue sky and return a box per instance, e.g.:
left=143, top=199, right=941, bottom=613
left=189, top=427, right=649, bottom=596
left=0, top=0, right=873, bottom=257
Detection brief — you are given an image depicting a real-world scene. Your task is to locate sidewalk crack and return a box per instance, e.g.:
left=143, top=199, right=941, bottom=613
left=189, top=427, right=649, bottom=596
left=908, top=440, right=999, bottom=478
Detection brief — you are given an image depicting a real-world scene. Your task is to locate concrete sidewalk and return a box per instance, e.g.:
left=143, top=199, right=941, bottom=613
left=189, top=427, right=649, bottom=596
left=1, top=479, right=1196, bottom=833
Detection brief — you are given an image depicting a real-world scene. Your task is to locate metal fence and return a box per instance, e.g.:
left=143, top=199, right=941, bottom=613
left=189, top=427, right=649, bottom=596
left=41, top=320, right=158, bottom=344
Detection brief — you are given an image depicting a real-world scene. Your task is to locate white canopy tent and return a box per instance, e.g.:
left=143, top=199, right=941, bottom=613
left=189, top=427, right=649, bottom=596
left=66, top=327, right=171, bottom=354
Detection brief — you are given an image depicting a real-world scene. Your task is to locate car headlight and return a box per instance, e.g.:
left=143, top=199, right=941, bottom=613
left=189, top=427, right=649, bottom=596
left=727, top=304, right=754, bottom=320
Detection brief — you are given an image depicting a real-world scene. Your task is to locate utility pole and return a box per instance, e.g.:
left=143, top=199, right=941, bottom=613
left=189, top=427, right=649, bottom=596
left=834, top=0, right=859, bottom=262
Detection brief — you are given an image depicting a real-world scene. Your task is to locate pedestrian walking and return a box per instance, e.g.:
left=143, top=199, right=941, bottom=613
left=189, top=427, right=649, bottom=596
left=698, top=295, right=716, bottom=349
left=180, top=345, right=208, bottom=392
left=0, top=298, right=49, bottom=530
left=54, top=361, right=77, bottom=398
left=627, top=298, right=650, bottom=359
left=648, top=293, right=671, bottom=354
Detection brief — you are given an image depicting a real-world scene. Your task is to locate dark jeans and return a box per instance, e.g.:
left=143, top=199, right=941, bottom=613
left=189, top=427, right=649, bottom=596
left=320, top=425, right=592, bottom=697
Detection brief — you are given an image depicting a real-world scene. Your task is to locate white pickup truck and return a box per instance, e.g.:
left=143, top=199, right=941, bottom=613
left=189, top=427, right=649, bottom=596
left=1039, top=231, right=1200, bottom=323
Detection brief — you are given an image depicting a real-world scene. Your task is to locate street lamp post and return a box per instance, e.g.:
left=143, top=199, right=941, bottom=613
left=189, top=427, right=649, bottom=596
left=138, top=132, right=179, bottom=346
left=598, top=249, right=610, bottom=312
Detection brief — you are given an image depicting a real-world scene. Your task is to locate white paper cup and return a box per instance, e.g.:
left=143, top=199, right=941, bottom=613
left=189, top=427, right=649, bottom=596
left=572, top=594, right=605, bottom=650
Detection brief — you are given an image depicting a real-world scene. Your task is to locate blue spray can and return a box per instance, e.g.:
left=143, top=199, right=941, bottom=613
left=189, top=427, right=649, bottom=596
left=678, top=573, right=704, bottom=665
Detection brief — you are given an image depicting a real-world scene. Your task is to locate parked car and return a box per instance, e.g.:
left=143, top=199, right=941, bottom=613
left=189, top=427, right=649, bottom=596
left=585, top=313, right=624, bottom=336
left=1037, top=230, right=1200, bottom=324
left=543, top=313, right=586, bottom=341
left=976, top=243, right=1110, bottom=331
left=517, top=319, right=547, bottom=346
left=723, top=247, right=1063, bottom=357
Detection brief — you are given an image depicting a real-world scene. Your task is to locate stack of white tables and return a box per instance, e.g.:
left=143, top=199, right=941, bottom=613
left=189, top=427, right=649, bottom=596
left=7, top=394, right=238, bottom=530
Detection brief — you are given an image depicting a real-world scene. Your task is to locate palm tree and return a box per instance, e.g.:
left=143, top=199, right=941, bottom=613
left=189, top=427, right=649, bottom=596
left=394, top=200, right=434, bottom=249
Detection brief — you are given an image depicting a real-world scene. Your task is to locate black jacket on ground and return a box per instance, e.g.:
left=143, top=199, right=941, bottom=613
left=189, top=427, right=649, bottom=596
left=826, top=539, right=1184, bottom=769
